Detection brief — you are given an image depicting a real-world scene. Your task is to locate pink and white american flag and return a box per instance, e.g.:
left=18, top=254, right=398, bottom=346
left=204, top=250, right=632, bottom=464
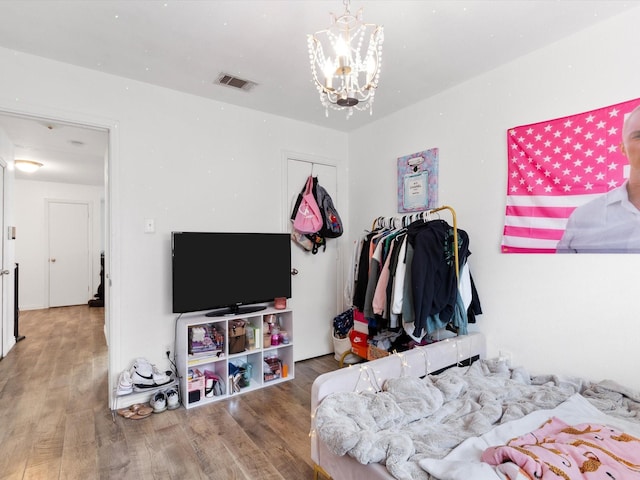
left=501, top=98, right=640, bottom=254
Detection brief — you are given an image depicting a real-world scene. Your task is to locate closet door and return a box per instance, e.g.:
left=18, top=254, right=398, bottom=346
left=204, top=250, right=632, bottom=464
left=47, top=200, right=91, bottom=307
left=286, top=157, right=339, bottom=361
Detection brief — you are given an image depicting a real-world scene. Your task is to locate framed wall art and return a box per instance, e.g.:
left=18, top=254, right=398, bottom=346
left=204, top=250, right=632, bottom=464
left=397, top=148, right=439, bottom=213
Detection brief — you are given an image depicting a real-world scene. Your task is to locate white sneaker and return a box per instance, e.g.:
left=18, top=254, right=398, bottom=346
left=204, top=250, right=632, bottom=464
left=152, top=365, right=170, bottom=384
left=150, top=391, right=167, bottom=413
left=130, top=358, right=174, bottom=391
left=116, top=370, right=133, bottom=396
left=130, top=358, right=155, bottom=386
left=165, top=387, right=180, bottom=410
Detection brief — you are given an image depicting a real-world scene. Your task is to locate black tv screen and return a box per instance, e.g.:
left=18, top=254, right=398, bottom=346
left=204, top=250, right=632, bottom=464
left=171, top=232, right=292, bottom=316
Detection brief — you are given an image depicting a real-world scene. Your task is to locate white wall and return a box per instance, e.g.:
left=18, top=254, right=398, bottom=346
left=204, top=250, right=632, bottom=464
left=14, top=179, right=104, bottom=310
left=348, top=7, right=640, bottom=389
left=0, top=45, right=348, bottom=405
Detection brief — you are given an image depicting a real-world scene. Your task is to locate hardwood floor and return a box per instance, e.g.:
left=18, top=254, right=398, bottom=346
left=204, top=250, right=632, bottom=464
left=0, top=306, right=339, bottom=479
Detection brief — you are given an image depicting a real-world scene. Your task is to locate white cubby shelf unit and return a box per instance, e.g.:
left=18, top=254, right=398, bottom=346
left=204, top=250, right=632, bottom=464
left=176, top=307, right=294, bottom=409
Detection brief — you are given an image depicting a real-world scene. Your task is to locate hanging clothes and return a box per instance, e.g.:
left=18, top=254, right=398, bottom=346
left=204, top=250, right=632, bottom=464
left=347, top=208, right=482, bottom=343
left=372, top=231, right=406, bottom=322
left=407, top=218, right=470, bottom=338
left=390, top=235, right=408, bottom=316
left=352, top=231, right=375, bottom=311
left=385, top=232, right=407, bottom=328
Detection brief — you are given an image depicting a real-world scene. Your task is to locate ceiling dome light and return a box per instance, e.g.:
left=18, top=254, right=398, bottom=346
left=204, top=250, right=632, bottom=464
left=15, top=160, right=43, bottom=173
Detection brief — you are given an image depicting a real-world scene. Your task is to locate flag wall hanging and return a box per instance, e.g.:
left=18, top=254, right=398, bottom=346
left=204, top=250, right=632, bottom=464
left=501, top=97, right=640, bottom=254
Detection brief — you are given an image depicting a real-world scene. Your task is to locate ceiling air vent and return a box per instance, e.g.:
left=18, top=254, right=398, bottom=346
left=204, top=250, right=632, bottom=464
left=216, top=73, right=257, bottom=92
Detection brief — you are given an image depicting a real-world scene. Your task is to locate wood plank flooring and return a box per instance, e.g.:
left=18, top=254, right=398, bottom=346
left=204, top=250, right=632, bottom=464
left=0, top=306, right=338, bottom=479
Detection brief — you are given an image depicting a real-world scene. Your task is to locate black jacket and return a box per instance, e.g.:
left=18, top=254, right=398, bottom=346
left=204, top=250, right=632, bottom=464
left=407, top=219, right=470, bottom=337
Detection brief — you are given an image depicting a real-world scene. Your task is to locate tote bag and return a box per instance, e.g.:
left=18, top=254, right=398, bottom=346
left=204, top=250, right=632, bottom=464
left=293, top=176, right=323, bottom=234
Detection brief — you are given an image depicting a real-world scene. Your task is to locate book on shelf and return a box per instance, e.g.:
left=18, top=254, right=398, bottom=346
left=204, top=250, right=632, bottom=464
left=188, top=349, right=223, bottom=363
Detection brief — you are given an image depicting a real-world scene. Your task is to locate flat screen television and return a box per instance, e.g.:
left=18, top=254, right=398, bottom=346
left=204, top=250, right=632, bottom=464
left=171, top=232, right=292, bottom=316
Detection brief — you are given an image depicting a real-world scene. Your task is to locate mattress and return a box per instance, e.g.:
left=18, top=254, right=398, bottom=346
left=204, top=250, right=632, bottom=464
left=312, top=332, right=640, bottom=480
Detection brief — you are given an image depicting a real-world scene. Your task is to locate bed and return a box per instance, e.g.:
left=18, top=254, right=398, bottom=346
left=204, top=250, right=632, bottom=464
left=310, top=332, right=640, bottom=480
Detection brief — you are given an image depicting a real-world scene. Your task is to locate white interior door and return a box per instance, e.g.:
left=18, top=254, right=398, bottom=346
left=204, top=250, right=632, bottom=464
left=286, top=157, right=339, bottom=361
left=48, top=201, right=91, bottom=307
left=0, top=162, right=5, bottom=357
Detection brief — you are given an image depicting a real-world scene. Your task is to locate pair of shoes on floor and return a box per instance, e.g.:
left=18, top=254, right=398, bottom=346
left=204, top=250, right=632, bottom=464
left=166, top=387, right=180, bottom=410
left=116, top=403, right=153, bottom=420
left=130, top=358, right=175, bottom=392
left=150, top=386, right=180, bottom=413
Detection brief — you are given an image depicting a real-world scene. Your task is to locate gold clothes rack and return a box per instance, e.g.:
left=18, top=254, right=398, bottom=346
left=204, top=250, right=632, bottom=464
left=371, top=205, right=459, bottom=281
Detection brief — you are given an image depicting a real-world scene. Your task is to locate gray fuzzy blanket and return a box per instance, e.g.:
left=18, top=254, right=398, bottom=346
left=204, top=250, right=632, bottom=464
left=314, top=359, right=640, bottom=480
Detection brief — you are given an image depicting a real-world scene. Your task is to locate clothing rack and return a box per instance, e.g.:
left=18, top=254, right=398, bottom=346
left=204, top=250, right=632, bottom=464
left=371, top=205, right=459, bottom=281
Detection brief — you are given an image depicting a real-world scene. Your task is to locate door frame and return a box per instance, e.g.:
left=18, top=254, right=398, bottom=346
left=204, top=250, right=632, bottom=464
left=0, top=155, right=6, bottom=359
left=0, top=103, right=119, bottom=408
left=45, top=199, right=92, bottom=308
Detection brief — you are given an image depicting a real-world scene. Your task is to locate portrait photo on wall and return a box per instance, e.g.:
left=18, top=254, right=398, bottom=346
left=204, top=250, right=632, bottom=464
left=501, top=97, right=640, bottom=254
left=397, top=148, right=439, bottom=213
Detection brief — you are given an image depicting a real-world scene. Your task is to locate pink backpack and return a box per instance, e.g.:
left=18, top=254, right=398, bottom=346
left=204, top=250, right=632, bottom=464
left=292, top=176, right=323, bottom=234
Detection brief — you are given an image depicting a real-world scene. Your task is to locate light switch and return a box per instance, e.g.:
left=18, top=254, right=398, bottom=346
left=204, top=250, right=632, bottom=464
left=144, top=218, right=155, bottom=233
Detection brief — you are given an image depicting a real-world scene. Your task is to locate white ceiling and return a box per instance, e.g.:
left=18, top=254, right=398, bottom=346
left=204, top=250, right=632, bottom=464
left=0, top=0, right=637, bottom=185
left=0, top=114, right=108, bottom=186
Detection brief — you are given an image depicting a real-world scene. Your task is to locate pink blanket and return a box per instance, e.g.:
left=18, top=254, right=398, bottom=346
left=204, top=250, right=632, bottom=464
left=481, top=416, right=640, bottom=479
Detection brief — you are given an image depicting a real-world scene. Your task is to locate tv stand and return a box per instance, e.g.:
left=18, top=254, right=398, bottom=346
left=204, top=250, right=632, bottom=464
left=177, top=307, right=294, bottom=409
left=205, top=304, right=267, bottom=317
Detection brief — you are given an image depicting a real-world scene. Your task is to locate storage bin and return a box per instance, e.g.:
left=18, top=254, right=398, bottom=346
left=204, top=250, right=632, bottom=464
left=264, top=356, right=282, bottom=382
left=333, top=330, right=359, bottom=364
left=228, top=320, right=246, bottom=354
left=367, top=344, right=389, bottom=360
left=188, top=376, right=204, bottom=404
left=353, top=309, right=368, bottom=334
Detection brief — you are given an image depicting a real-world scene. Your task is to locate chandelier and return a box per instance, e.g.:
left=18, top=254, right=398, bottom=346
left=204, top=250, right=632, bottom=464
left=307, top=0, right=384, bottom=118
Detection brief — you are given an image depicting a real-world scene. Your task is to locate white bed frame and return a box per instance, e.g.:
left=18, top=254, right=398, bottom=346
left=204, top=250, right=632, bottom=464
left=310, top=332, right=487, bottom=480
